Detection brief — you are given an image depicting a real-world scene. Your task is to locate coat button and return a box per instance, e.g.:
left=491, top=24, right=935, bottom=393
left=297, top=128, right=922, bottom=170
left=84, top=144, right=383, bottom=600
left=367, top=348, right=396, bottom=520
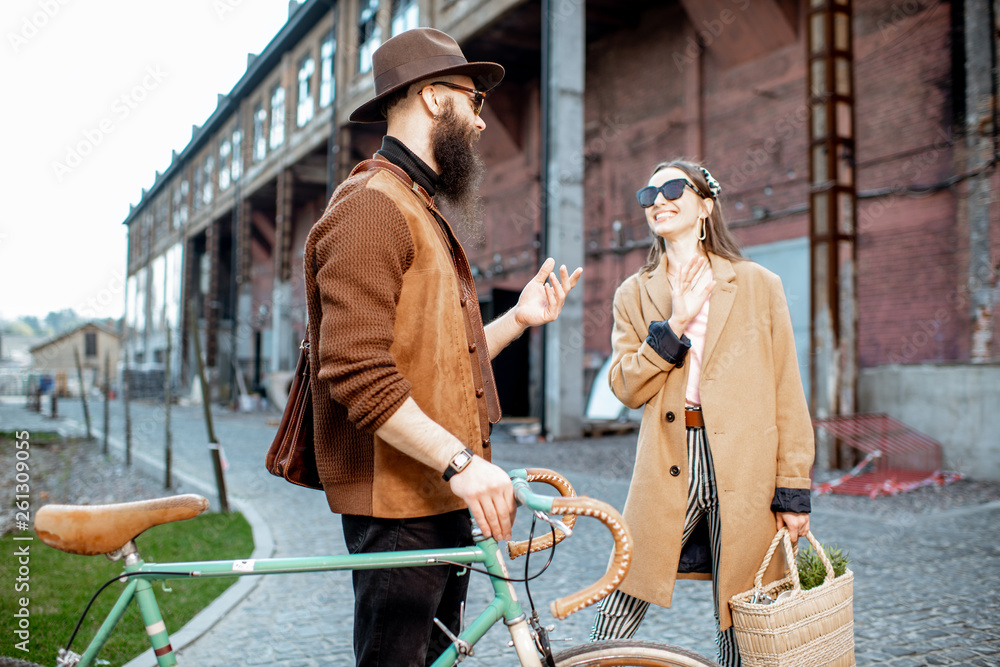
left=666, top=411, right=675, bottom=423
left=475, top=388, right=484, bottom=398
left=670, top=465, right=680, bottom=477
left=482, top=438, right=490, bottom=449
left=460, top=297, right=468, bottom=307
left=468, top=343, right=477, bottom=353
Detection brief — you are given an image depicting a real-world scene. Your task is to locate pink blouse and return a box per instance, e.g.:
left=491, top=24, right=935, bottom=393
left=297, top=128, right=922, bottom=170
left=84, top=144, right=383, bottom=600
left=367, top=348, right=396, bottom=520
left=684, top=280, right=712, bottom=407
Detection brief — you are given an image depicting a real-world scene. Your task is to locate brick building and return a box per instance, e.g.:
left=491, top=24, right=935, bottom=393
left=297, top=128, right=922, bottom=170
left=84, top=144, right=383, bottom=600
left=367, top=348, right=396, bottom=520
left=122, top=0, right=999, bottom=477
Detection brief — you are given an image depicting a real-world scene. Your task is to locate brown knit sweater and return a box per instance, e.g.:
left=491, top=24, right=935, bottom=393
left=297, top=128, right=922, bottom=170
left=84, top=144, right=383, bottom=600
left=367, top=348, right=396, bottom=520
left=303, top=157, right=499, bottom=518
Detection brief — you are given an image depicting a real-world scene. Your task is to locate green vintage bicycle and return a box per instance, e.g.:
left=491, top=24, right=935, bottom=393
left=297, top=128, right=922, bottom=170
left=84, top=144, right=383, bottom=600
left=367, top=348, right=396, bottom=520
left=13, top=468, right=717, bottom=667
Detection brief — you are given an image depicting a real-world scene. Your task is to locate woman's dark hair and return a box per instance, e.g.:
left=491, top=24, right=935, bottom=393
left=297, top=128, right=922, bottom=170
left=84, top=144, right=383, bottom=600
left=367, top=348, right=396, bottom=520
left=639, top=159, right=743, bottom=275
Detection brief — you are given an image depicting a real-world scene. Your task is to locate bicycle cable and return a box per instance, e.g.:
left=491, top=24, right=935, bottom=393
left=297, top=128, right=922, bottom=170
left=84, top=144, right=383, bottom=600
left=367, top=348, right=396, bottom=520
left=432, top=518, right=557, bottom=585
left=524, top=512, right=541, bottom=612
left=64, top=570, right=197, bottom=652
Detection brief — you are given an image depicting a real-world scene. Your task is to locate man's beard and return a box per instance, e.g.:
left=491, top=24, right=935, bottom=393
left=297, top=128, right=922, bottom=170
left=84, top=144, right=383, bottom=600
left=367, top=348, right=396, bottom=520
left=431, top=100, right=486, bottom=238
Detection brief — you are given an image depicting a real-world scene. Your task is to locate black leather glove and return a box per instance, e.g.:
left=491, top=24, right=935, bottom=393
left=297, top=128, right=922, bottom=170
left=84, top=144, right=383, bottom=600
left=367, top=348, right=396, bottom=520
left=646, top=320, right=691, bottom=366
left=771, top=487, right=812, bottom=513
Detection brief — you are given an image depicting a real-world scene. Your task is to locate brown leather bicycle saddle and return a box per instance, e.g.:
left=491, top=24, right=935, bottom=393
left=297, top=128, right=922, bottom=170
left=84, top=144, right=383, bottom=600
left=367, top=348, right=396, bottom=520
left=34, top=494, right=210, bottom=555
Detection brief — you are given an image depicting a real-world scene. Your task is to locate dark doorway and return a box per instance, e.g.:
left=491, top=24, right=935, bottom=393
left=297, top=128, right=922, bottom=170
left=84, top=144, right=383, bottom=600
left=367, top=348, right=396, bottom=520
left=484, top=288, right=531, bottom=417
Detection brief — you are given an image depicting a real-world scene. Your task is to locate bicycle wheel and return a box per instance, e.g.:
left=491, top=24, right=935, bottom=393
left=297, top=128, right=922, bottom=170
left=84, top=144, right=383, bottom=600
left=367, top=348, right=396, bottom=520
left=0, top=657, right=47, bottom=667
left=553, top=639, right=720, bottom=666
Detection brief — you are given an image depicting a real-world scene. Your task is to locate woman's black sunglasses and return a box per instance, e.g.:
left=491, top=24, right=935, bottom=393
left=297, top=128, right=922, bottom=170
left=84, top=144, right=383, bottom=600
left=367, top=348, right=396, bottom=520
left=636, top=179, right=701, bottom=207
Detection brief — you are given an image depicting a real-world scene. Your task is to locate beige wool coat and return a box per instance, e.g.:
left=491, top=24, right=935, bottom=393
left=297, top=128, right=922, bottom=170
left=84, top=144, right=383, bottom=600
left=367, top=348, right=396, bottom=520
left=610, top=253, right=814, bottom=630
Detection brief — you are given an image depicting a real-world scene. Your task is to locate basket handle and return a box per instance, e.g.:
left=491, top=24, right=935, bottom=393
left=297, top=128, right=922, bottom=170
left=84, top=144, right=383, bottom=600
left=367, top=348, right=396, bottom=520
left=752, top=529, right=835, bottom=594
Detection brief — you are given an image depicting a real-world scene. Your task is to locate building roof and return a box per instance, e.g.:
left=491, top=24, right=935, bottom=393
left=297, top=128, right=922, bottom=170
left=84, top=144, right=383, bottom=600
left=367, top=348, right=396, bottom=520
left=29, top=321, right=121, bottom=354
left=122, top=0, right=332, bottom=228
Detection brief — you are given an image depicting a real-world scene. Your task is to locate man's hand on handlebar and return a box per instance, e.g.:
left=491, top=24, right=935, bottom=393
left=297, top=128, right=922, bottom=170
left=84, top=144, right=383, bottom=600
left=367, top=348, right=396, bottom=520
left=448, top=457, right=516, bottom=541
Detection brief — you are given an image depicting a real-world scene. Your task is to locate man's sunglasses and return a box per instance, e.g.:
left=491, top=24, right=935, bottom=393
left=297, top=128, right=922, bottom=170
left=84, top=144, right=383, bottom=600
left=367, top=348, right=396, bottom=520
left=430, top=81, right=487, bottom=116
left=636, top=179, right=702, bottom=207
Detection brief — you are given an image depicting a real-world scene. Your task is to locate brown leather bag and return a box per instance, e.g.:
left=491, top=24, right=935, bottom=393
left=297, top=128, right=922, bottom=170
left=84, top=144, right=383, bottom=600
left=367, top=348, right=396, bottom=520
left=265, top=339, right=322, bottom=490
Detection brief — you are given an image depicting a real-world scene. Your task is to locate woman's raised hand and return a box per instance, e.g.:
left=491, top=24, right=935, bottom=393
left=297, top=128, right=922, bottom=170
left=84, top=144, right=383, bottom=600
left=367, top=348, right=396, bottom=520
left=668, top=256, right=716, bottom=334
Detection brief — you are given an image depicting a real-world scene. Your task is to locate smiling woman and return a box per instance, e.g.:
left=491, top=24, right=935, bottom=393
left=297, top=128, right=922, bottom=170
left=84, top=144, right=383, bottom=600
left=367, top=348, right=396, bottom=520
left=590, top=159, right=815, bottom=667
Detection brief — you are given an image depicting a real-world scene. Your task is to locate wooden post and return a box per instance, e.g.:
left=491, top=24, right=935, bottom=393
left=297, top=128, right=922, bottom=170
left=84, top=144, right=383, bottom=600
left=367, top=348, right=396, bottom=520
left=123, top=340, right=132, bottom=466
left=164, top=328, right=173, bottom=489
left=188, top=302, right=229, bottom=512
left=73, top=348, right=92, bottom=440
left=103, top=352, right=110, bottom=456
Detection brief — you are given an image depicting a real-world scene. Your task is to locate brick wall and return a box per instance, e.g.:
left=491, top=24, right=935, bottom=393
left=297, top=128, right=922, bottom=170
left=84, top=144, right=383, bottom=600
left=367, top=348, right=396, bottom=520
left=469, top=0, right=975, bottom=369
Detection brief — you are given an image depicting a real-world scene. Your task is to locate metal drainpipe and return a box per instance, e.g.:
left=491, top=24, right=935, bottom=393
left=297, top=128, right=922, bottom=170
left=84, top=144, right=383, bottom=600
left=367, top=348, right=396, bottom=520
left=326, top=0, right=339, bottom=201
left=538, top=0, right=550, bottom=435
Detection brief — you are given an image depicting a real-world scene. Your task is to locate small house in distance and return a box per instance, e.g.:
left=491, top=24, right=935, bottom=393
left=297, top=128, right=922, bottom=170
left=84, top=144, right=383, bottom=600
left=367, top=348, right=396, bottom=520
left=30, top=322, right=121, bottom=397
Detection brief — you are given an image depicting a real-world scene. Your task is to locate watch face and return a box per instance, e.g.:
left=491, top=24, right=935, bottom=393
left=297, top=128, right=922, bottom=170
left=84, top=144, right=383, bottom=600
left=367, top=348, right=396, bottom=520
left=454, top=451, right=472, bottom=468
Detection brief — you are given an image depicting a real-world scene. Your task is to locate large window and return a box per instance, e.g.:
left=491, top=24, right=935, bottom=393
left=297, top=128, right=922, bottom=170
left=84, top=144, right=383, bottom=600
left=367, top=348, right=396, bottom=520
left=253, top=102, right=267, bottom=162
left=231, top=128, right=242, bottom=181
left=155, top=193, right=169, bottom=238
left=219, top=139, right=232, bottom=190
left=297, top=55, right=315, bottom=127
left=391, top=0, right=417, bottom=36
left=192, top=164, right=203, bottom=211
left=172, top=180, right=189, bottom=229
left=357, top=0, right=380, bottom=74
left=269, top=85, right=285, bottom=149
left=202, top=154, right=214, bottom=205
left=320, top=35, right=336, bottom=108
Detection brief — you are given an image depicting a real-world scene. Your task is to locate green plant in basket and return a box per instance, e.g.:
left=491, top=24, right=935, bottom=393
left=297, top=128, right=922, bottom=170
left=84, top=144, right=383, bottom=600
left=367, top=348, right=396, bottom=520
left=797, top=542, right=849, bottom=590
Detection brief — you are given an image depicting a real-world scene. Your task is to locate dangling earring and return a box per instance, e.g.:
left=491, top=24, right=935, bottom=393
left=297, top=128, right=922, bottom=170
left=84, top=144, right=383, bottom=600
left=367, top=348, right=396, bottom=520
left=698, top=217, right=707, bottom=241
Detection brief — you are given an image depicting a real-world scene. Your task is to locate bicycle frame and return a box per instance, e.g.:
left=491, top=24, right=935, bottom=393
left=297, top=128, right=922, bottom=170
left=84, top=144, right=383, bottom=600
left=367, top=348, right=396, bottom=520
left=63, top=471, right=554, bottom=667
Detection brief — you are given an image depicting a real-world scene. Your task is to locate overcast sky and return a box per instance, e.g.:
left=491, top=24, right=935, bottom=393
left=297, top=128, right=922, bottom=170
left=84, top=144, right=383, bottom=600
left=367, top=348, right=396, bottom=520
left=0, top=0, right=292, bottom=322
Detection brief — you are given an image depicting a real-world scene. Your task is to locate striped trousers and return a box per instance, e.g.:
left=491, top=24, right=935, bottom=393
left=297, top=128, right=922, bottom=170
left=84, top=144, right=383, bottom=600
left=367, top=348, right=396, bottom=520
left=590, top=417, right=742, bottom=667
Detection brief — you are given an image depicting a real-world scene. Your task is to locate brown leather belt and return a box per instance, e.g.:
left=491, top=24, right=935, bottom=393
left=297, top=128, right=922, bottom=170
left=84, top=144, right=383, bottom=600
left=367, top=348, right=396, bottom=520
left=685, top=408, right=704, bottom=429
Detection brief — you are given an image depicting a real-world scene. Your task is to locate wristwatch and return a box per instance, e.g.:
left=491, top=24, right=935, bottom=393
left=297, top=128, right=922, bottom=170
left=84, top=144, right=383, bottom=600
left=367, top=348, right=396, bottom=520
left=442, top=448, right=475, bottom=481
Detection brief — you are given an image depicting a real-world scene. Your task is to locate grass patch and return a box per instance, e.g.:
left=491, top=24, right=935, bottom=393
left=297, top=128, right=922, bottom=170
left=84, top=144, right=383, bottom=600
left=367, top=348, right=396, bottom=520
left=1, top=511, right=253, bottom=665
left=1, top=431, right=66, bottom=447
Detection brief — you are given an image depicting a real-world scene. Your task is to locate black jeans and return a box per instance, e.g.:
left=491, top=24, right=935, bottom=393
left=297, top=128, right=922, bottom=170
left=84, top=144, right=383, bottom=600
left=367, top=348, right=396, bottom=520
left=342, top=510, right=473, bottom=667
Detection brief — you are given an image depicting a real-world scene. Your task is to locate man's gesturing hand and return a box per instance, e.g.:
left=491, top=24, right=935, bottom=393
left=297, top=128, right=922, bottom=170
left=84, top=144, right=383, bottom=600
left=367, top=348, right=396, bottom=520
left=513, top=257, right=583, bottom=328
left=448, top=457, right=516, bottom=541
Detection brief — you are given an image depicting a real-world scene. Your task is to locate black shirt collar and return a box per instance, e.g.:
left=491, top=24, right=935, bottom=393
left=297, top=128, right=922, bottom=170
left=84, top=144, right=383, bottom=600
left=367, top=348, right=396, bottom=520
left=376, top=136, right=440, bottom=197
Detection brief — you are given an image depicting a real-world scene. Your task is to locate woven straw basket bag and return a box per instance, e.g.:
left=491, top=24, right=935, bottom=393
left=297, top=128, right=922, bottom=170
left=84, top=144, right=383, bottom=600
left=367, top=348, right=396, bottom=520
left=729, top=528, right=855, bottom=666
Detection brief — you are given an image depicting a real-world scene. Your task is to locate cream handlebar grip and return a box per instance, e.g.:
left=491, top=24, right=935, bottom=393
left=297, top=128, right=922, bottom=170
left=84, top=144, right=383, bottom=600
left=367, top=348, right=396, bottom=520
left=548, top=496, right=633, bottom=620
left=507, top=468, right=578, bottom=559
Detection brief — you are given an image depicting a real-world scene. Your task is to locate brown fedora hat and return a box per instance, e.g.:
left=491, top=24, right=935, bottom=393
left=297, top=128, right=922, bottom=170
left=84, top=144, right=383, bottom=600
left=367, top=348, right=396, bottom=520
left=350, top=28, right=504, bottom=123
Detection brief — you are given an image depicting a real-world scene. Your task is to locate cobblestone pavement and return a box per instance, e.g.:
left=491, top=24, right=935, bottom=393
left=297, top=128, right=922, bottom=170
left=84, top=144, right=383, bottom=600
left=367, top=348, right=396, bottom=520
left=3, top=397, right=998, bottom=666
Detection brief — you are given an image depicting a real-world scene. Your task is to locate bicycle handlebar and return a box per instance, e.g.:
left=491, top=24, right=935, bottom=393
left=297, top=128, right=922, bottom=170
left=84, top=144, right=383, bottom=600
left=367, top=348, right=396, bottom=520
left=507, top=468, right=578, bottom=559
left=508, top=469, right=633, bottom=620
